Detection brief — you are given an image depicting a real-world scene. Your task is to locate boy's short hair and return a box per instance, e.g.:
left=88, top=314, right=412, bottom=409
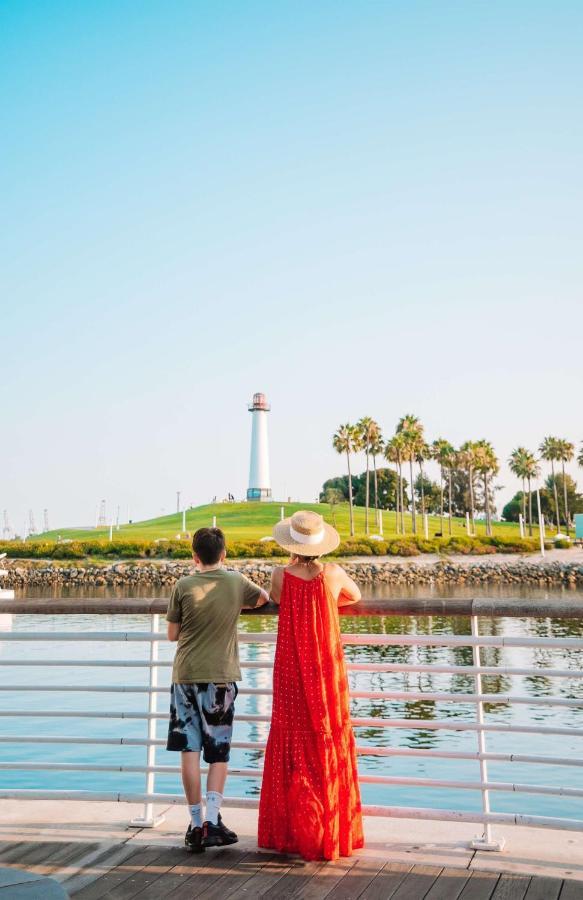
left=192, top=528, right=226, bottom=565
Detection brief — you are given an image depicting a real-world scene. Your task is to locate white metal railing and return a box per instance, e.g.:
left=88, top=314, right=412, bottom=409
left=1, top=614, right=582, bottom=851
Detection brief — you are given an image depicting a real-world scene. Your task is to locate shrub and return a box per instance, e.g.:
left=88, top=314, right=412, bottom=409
left=554, top=539, right=571, bottom=549
left=387, top=540, right=421, bottom=557
left=337, top=541, right=374, bottom=556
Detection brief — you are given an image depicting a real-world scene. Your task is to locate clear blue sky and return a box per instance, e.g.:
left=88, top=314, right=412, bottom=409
left=1, top=1, right=582, bottom=530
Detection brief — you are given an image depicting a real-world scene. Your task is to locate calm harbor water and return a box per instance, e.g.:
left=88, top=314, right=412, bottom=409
left=2, top=584, right=582, bottom=820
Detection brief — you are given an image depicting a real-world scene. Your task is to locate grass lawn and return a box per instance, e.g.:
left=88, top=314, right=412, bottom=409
left=35, top=501, right=522, bottom=543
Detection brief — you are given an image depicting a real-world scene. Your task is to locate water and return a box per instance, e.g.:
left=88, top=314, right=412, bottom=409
left=1, top=584, right=582, bottom=821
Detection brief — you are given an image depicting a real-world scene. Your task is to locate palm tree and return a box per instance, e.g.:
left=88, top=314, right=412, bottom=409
left=539, top=437, right=562, bottom=532
left=416, top=441, right=431, bottom=525
left=509, top=447, right=530, bottom=533
left=369, top=426, right=384, bottom=528
left=578, top=443, right=583, bottom=469
left=474, top=440, right=499, bottom=536
left=385, top=434, right=406, bottom=533
left=459, top=441, right=478, bottom=533
left=333, top=424, right=360, bottom=537
left=397, top=415, right=424, bottom=534
left=556, top=439, right=575, bottom=536
left=432, top=439, right=455, bottom=536
left=357, top=417, right=377, bottom=535
left=524, top=452, right=540, bottom=535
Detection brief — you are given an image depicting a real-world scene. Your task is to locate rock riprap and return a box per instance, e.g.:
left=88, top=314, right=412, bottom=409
left=4, top=558, right=583, bottom=587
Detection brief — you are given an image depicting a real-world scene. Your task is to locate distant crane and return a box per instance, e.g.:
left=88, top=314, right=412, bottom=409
left=28, top=510, right=36, bottom=536
left=43, top=509, right=49, bottom=532
left=97, top=500, right=107, bottom=527
left=2, top=511, right=11, bottom=541
left=176, top=491, right=181, bottom=513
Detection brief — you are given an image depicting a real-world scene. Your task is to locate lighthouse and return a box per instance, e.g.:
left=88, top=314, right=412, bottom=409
left=247, top=392, right=272, bottom=501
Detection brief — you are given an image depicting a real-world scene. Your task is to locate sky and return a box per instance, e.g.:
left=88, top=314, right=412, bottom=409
left=1, top=1, right=582, bottom=531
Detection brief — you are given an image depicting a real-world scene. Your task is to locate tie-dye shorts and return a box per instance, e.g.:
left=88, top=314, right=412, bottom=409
left=166, top=682, right=238, bottom=763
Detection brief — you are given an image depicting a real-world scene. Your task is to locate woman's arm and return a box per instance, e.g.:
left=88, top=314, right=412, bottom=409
left=270, top=566, right=285, bottom=604
left=167, top=622, right=181, bottom=642
left=324, top=563, right=361, bottom=607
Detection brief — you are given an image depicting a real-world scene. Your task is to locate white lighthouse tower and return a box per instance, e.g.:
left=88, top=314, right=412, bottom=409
left=247, top=392, right=272, bottom=501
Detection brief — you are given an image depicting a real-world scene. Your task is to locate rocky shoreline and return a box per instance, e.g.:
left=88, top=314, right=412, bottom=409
left=4, top=556, right=583, bottom=588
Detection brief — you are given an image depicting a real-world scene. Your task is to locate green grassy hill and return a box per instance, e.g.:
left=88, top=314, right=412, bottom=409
left=35, top=501, right=520, bottom=543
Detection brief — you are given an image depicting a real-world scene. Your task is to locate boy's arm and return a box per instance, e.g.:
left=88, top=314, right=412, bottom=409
left=166, top=583, right=182, bottom=640
left=242, top=585, right=270, bottom=609
left=240, top=574, right=270, bottom=610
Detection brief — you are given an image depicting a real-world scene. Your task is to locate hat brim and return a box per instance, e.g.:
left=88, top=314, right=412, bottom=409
left=272, top=518, right=340, bottom=556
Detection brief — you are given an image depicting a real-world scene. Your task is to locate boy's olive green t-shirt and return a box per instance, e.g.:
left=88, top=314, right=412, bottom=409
left=166, top=568, right=263, bottom=683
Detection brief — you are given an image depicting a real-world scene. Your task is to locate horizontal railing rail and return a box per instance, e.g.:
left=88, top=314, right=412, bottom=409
left=3, top=595, right=583, bottom=618
left=1, top=614, right=582, bottom=850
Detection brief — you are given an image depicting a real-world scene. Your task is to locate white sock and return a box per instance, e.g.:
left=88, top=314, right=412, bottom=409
left=206, top=791, right=223, bottom=825
left=189, top=803, right=202, bottom=829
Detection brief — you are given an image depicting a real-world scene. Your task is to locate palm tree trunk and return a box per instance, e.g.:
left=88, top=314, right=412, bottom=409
left=365, top=449, right=370, bottom=535
left=468, top=466, right=475, bottom=533
left=400, top=463, right=405, bottom=533
left=521, top=478, right=526, bottom=529
left=483, top=472, right=491, bottom=536
left=561, top=461, right=570, bottom=536
left=409, top=459, right=416, bottom=534
left=448, top=468, right=453, bottom=535
left=395, top=465, right=400, bottom=533
left=528, top=477, right=533, bottom=536
left=439, top=468, right=444, bottom=535
left=419, top=462, right=425, bottom=518
left=551, top=461, right=560, bottom=532
left=373, top=455, right=379, bottom=528
left=347, top=450, right=354, bottom=537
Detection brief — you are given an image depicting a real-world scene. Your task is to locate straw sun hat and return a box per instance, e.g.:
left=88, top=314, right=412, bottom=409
left=273, top=510, right=340, bottom=557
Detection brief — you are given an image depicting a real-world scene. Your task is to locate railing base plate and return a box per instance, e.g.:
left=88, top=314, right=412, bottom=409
left=129, top=815, right=166, bottom=829
left=471, top=835, right=505, bottom=851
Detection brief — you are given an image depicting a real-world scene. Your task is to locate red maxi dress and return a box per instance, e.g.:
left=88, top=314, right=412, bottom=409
left=258, top=570, right=364, bottom=860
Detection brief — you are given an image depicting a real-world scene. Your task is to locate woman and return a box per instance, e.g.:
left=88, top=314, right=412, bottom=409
left=258, top=510, right=364, bottom=861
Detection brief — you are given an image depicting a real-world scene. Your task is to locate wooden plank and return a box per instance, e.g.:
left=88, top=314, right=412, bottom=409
left=261, top=859, right=327, bottom=899
left=424, top=867, right=471, bottom=900
left=490, top=874, right=531, bottom=900
left=0, top=843, right=30, bottom=864
left=390, top=865, right=442, bottom=900
left=207, top=854, right=294, bottom=899
left=459, top=871, right=500, bottom=900
left=294, top=856, right=358, bottom=900
left=95, top=846, right=187, bottom=899
left=72, top=846, right=169, bottom=899
left=359, top=861, right=413, bottom=900
left=38, top=842, right=102, bottom=877
left=2, top=841, right=71, bottom=868
left=195, top=851, right=279, bottom=900
left=65, top=841, right=143, bottom=896
left=559, top=880, right=583, bottom=900
left=325, top=857, right=388, bottom=900
left=523, top=876, right=562, bottom=900
left=145, top=848, right=258, bottom=900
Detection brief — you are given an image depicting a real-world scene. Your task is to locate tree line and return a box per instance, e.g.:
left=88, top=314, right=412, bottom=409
left=332, top=417, right=582, bottom=538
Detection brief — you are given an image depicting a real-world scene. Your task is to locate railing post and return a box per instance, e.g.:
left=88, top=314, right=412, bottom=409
left=130, top=613, right=165, bottom=827
left=470, top=615, right=504, bottom=851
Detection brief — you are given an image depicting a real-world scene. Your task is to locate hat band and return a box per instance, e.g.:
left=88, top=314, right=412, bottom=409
left=289, top=524, right=325, bottom=545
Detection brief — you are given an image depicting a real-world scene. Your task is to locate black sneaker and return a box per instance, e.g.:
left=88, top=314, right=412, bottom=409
left=202, top=814, right=238, bottom=847
left=185, top=824, right=205, bottom=854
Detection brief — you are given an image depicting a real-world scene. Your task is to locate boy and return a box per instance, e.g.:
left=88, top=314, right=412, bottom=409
left=166, top=527, right=269, bottom=853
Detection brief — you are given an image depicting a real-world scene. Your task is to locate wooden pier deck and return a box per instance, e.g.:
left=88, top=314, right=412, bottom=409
left=1, top=840, right=582, bottom=899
